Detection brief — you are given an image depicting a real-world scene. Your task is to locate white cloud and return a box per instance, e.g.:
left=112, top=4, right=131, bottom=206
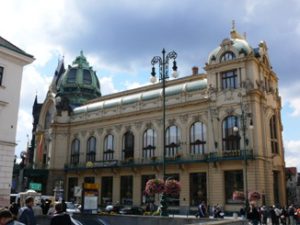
left=99, top=76, right=118, bottom=95
left=124, top=81, right=148, bottom=90
left=284, top=140, right=300, bottom=170
left=281, top=82, right=300, bottom=117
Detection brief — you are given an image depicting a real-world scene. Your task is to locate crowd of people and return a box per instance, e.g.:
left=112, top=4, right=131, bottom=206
left=246, top=203, right=300, bottom=225
left=193, top=201, right=300, bottom=225
left=0, top=196, right=72, bottom=225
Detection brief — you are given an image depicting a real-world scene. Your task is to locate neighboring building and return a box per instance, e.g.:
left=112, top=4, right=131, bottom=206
left=33, top=27, right=286, bottom=212
left=0, top=36, right=34, bottom=207
left=286, top=167, right=300, bottom=206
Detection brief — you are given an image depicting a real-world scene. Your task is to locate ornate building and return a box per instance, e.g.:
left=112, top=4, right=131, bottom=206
left=33, top=27, right=286, bottom=212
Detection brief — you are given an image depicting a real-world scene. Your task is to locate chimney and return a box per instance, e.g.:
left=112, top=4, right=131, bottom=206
left=192, top=66, right=199, bottom=75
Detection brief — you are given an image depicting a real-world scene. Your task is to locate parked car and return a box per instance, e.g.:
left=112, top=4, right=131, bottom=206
left=119, top=206, right=145, bottom=215
left=65, top=201, right=81, bottom=214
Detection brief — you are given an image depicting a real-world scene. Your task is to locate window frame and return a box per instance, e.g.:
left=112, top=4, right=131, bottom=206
left=166, top=125, right=181, bottom=157
left=270, top=115, right=279, bottom=154
left=220, top=51, right=236, bottom=62
left=221, top=69, right=238, bottom=89
left=143, top=128, right=156, bottom=159
left=190, top=122, right=207, bottom=155
left=71, top=138, right=80, bottom=165
left=224, top=170, right=244, bottom=204
left=86, top=136, right=96, bottom=162
left=122, top=131, right=134, bottom=160
left=104, top=134, right=114, bottom=161
left=222, top=116, right=240, bottom=151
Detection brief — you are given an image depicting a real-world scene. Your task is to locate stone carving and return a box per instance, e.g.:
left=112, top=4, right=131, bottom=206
left=168, top=118, right=176, bottom=125
left=242, top=78, right=254, bottom=91
left=180, top=114, right=188, bottom=123
left=226, top=107, right=235, bottom=115
left=256, top=80, right=266, bottom=91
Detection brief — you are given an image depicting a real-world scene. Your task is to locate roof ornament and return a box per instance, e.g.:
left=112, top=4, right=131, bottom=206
left=230, top=20, right=244, bottom=40
left=232, top=20, right=236, bottom=31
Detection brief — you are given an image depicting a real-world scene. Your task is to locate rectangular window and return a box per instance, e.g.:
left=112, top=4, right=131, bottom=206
left=0, top=66, right=4, bottom=86
left=101, top=176, right=113, bottom=205
left=189, top=173, right=207, bottom=206
left=221, top=70, right=237, bottom=89
left=224, top=170, right=244, bottom=204
left=120, top=176, right=133, bottom=205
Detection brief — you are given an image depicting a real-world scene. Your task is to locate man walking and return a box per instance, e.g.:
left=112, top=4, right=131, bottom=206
left=18, top=197, right=36, bottom=225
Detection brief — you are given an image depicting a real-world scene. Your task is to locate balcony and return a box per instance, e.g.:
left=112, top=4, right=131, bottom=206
left=64, top=149, right=254, bottom=171
left=207, top=149, right=254, bottom=162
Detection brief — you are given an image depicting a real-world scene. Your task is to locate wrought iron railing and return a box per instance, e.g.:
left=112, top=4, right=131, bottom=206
left=64, top=149, right=254, bottom=171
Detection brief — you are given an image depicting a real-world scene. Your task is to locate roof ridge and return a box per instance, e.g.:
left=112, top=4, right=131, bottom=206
left=0, top=36, right=34, bottom=58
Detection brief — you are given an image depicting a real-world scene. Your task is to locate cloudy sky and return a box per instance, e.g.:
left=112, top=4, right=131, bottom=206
left=1, top=0, right=300, bottom=170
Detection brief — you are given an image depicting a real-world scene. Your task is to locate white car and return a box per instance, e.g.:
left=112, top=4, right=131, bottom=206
left=65, top=201, right=80, bottom=214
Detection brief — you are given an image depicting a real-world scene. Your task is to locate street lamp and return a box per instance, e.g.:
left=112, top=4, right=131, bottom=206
left=150, top=48, right=178, bottom=216
left=233, top=98, right=254, bottom=215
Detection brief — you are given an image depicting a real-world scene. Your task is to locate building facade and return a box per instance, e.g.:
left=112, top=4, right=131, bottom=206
left=33, top=28, right=286, bottom=212
left=0, top=36, right=34, bottom=207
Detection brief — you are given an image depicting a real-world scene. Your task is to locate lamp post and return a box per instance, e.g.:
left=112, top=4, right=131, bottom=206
left=150, top=48, right=178, bottom=216
left=233, top=98, right=253, bottom=215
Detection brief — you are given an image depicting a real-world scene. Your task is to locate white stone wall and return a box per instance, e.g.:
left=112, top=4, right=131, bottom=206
left=0, top=45, right=33, bottom=207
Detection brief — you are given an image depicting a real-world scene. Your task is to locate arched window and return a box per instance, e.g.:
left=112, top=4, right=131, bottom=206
left=166, top=125, right=181, bottom=157
left=190, top=122, right=207, bottom=154
left=122, top=131, right=134, bottom=160
left=270, top=115, right=279, bottom=154
left=71, top=138, right=80, bottom=165
left=86, top=136, right=96, bottom=162
left=67, top=69, right=77, bottom=83
left=104, top=134, right=114, bottom=161
left=220, top=51, right=236, bottom=62
left=143, top=128, right=156, bottom=158
left=222, top=116, right=240, bottom=151
left=83, top=70, right=92, bottom=84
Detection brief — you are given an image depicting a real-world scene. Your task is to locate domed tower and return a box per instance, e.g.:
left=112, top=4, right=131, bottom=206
left=56, top=51, right=101, bottom=110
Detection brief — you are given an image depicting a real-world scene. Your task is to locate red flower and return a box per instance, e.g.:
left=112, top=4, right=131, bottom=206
left=248, top=191, right=261, bottom=201
left=145, top=179, right=165, bottom=195
left=164, top=179, right=181, bottom=197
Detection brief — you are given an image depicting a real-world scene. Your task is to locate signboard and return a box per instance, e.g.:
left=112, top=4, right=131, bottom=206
left=82, top=183, right=100, bottom=214
left=29, top=182, right=42, bottom=191
left=74, top=186, right=82, bottom=197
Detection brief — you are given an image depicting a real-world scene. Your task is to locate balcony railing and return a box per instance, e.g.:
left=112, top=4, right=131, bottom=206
left=207, top=149, right=253, bottom=162
left=64, top=149, right=254, bottom=171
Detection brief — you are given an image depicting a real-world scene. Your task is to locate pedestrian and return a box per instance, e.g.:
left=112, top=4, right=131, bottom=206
left=247, top=202, right=260, bottom=225
left=260, top=205, right=268, bottom=225
left=197, top=201, right=207, bottom=218
left=8, top=203, right=19, bottom=220
left=288, top=204, right=295, bottom=225
left=50, top=203, right=72, bottom=225
left=0, top=208, right=24, bottom=225
left=18, top=196, right=36, bottom=225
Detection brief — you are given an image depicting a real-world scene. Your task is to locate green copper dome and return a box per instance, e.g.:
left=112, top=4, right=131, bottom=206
left=56, top=51, right=101, bottom=108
